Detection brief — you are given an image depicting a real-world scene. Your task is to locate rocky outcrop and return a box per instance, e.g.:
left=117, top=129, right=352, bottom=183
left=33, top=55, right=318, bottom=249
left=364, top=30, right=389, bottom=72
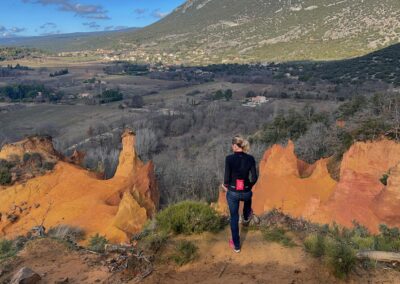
left=251, top=141, right=336, bottom=218
left=312, top=139, right=400, bottom=232
left=0, top=129, right=159, bottom=243
left=0, top=135, right=61, bottom=184
left=68, top=149, right=85, bottom=166
left=10, top=267, right=41, bottom=284
left=217, top=139, right=400, bottom=232
left=216, top=141, right=336, bottom=218
left=373, top=162, right=400, bottom=226
left=0, top=135, right=60, bottom=162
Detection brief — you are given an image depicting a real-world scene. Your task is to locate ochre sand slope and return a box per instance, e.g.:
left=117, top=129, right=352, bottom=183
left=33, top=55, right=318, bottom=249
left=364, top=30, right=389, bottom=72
left=311, top=139, right=400, bottom=232
left=0, top=130, right=159, bottom=243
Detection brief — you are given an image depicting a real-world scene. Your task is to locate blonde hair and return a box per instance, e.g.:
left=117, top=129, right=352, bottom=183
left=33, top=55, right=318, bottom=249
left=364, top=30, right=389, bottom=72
left=232, top=135, right=250, bottom=153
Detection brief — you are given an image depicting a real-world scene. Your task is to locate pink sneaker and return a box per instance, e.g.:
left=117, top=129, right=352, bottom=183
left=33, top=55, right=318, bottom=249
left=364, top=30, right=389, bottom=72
left=229, top=239, right=240, bottom=253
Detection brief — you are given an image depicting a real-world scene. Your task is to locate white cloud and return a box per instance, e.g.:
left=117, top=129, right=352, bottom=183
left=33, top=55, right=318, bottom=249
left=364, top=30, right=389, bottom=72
left=151, top=9, right=169, bottom=19
left=22, top=0, right=110, bottom=20
left=82, top=21, right=100, bottom=29
left=40, top=22, right=57, bottom=29
left=0, top=26, right=26, bottom=38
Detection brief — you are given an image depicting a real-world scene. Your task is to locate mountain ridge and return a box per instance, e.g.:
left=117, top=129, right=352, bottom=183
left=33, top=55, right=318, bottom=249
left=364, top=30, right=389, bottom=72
left=125, top=0, right=400, bottom=64
left=0, top=28, right=140, bottom=53
left=1, top=0, right=399, bottom=64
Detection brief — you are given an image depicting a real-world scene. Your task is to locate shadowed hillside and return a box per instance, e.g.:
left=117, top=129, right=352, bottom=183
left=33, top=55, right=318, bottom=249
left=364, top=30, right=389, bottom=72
left=274, top=43, right=400, bottom=86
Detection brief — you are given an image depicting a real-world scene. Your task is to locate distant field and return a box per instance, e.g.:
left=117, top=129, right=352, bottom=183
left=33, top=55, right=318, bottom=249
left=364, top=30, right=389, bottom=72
left=0, top=56, right=103, bottom=68
left=0, top=97, right=338, bottom=146
left=0, top=103, right=136, bottom=144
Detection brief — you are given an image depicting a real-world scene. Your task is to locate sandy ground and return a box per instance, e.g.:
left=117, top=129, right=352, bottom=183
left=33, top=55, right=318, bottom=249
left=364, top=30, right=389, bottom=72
left=0, top=238, right=111, bottom=283
left=2, top=229, right=400, bottom=283
left=142, top=229, right=400, bottom=284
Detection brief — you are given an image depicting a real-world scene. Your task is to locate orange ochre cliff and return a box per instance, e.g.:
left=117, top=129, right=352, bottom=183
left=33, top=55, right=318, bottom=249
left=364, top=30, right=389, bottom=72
left=217, top=139, right=400, bottom=233
left=0, top=130, right=159, bottom=243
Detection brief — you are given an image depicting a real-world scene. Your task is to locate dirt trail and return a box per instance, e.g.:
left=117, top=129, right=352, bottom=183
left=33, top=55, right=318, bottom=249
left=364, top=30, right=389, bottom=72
left=2, top=229, right=400, bottom=283
left=142, top=229, right=400, bottom=284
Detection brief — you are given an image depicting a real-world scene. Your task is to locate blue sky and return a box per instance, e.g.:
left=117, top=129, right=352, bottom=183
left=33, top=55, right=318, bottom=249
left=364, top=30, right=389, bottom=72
left=0, top=0, right=186, bottom=37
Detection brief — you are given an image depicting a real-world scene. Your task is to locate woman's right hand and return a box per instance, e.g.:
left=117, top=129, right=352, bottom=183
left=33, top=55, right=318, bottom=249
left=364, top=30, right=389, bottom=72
left=221, top=184, right=228, bottom=192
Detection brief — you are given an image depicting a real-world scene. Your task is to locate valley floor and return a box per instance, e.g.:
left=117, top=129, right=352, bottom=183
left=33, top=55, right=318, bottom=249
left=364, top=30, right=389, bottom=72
left=2, top=229, right=400, bottom=283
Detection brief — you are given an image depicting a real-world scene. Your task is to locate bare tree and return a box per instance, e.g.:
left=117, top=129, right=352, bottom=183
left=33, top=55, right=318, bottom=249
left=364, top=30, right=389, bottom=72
left=136, top=128, right=160, bottom=161
left=295, top=123, right=333, bottom=163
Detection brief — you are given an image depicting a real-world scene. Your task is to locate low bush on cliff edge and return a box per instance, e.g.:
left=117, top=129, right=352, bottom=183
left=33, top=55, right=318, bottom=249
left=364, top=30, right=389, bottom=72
left=140, top=231, right=168, bottom=254
left=156, top=201, right=224, bottom=235
left=325, top=239, right=356, bottom=278
left=304, top=234, right=356, bottom=278
left=302, top=222, right=400, bottom=278
left=0, top=168, right=12, bottom=185
left=172, top=240, right=199, bottom=266
left=262, top=226, right=296, bottom=247
left=304, top=233, right=325, bottom=257
left=0, top=159, right=13, bottom=185
left=0, top=239, right=17, bottom=260
left=256, top=210, right=400, bottom=279
left=88, top=233, right=108, bottom=253
left=380, top=173, right=389, bottom=186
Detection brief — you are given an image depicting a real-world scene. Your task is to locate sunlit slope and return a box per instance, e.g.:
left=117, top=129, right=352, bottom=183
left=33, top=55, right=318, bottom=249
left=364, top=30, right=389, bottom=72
left=123, top=0, right=400, bottom=63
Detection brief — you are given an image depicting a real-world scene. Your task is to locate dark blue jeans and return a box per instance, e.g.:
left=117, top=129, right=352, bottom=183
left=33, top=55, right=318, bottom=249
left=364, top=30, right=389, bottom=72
left=226, top=190, right=252, bottom=249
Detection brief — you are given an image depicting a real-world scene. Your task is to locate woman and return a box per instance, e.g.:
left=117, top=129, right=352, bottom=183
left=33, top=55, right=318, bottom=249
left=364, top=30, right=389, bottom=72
left=222, top=135, right=258, bottom=253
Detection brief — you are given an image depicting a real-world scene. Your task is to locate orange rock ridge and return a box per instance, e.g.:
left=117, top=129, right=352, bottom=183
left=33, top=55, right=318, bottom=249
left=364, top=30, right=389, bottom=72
left=313, top=139, right=400, bottom=232
left=251, top=141, right=336, bottom=219
left=0, top=129, right=159, bottom=243
left=217, top=139, right=400, bottom=232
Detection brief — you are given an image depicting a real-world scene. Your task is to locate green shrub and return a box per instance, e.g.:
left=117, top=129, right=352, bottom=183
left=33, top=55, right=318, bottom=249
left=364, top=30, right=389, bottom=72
left=354, top=118, right=391, bottom=141
left=156, top=201, right=223, bottom=235
left=172, top=240, right=198, bottom=266
left=43, top=162, right=55, bottom=171
left=373, top=236, right=400, bottom=252
left=141, top=232, right=168, bottom=254
left=350, top=221, right=370, bottom=238
left=373, top=224, right=400, bottom=251
left=380, top=224, right=400, bottom=238
left=328, top=222, right=341, bottom=239
left=262, top=226, right=295, bottom=247
left=0, top=159, right=13, bottom=168
left=211, top=89, right=232, bottom=101
left=29, top=153, right=42, bottom=167
left=99, top=89, right=123, bottom=104
left=351, top=236, right=374, bottom=250
left=88, top=234, right=108, bottom=253
left=49, top=68, right=68, bottom=77
left=337, top=95, right=367, bottom=119
left=380, top=174, right=389, bottom=186
left=0, top=159, right=13, bottom=185
left=0, top=167, right=12, bottom=185
left=325, top=240, right=356, bottom=279
left=304, top=233, right=325, bottom=257
left=23, top=153, right=31, bottom=163
left=22, top=152, right=42, bottom=167
left=0, top=239, right=16, bottom=260
left=14, top=236, right=28, bottom=251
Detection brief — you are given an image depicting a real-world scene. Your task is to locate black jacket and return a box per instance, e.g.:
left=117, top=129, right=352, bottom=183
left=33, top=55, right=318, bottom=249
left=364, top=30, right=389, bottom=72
left=224, top=152, right=258, bottom=192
